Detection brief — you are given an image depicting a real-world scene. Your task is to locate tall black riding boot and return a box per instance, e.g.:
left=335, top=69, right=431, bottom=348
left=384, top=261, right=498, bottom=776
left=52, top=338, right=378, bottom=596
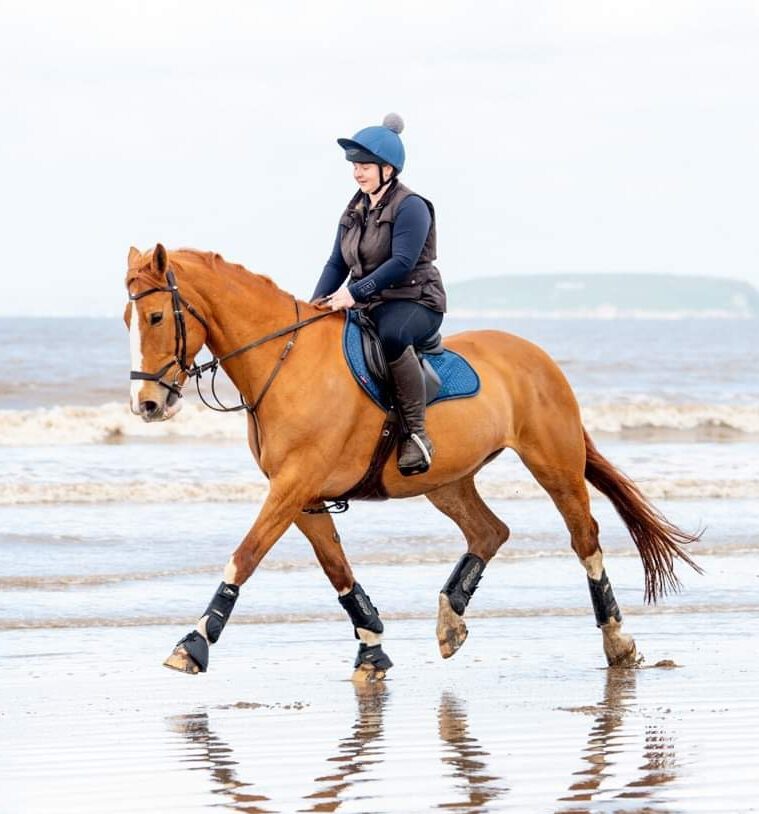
left=388, top=345, right=434, bottom=476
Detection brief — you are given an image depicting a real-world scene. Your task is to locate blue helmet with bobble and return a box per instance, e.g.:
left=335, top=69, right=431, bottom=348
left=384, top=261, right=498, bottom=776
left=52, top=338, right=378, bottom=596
left=337, top=113, right=406, bottom=172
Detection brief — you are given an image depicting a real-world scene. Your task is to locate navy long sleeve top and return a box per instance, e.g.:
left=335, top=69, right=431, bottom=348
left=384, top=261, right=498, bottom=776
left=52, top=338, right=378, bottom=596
left=311, top=195, right=432, bottom=303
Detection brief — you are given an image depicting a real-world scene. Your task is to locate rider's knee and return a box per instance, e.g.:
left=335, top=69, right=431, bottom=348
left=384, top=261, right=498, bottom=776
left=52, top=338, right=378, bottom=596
left=377, top=331, right=407, bottom=362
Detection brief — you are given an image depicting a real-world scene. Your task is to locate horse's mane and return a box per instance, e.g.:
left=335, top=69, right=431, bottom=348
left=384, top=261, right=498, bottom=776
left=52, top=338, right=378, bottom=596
left=127, top=247, right=288, bottom=298
left=182, top=249, right=284, bottom=294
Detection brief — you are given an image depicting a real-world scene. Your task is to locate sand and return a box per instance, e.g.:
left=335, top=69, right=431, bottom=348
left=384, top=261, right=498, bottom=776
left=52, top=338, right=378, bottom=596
left=2, top=611, right=758, bottom=814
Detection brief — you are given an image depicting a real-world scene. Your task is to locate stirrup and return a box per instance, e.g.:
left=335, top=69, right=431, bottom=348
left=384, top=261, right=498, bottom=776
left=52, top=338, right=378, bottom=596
left=398, top=433, right=433, bottom=476
left=409, top=433, right=432, bottom=466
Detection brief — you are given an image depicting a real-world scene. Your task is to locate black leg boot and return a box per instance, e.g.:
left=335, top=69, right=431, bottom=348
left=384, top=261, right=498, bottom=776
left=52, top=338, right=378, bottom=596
left=388, top=345, right=434, bottom=476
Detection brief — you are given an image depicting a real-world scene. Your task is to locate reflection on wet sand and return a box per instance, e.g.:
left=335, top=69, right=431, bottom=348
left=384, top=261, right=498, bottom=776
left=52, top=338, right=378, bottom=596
left=166, top=684, right=509, bottom=813
left=557, top=669, right=678, bottom=812
left=166, top=711, right=272, bottom=813
left=167, top=687, right=392, bottom=814
left=437, top=691, right=509, bottom=811
left=302, top=682, right=389, bottom=812
left=166, top=671, right=678, bottom=813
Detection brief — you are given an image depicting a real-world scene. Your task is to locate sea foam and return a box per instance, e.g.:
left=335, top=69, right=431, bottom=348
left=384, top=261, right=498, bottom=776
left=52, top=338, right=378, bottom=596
left=0, top=399, right=757, bottom=447
left=1, top=477, right=756, bottom=505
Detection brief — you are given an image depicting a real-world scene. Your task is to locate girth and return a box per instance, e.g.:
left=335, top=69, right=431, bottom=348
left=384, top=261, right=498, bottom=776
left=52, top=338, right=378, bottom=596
left=338, top=410, right=400, bottom=502
left=304, top=411, right=400, bottom=514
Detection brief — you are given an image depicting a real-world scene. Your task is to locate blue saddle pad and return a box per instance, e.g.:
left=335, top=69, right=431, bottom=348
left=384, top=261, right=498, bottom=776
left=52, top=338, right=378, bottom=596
left=342, top=311, right=480, bottom=411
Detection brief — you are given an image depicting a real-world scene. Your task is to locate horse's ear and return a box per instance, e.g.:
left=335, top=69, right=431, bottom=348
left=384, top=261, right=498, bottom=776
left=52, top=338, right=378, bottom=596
left=127, top=246, right=141, bottom=268
left=151, top=243, right=168, bottom=276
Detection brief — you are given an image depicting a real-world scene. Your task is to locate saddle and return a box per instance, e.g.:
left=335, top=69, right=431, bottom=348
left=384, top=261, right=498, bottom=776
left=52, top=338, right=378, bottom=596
left=352, top=310, right=444, bottom=404
left=343, top=311, right=479, bottom=412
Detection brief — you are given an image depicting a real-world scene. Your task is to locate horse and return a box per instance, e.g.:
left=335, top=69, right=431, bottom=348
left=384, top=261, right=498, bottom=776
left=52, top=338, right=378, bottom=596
left=125, top=243, right=701, bottom=679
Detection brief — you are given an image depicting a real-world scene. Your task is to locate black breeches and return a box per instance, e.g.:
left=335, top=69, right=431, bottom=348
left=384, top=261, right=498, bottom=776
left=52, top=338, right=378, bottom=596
left=369, top=301, right=444, bottom=363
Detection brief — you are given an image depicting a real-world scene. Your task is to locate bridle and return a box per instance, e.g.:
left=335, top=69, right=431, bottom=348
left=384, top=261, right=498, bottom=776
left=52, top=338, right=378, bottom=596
left=128, top=268, right=333, bottom=413
left=129, top=269, right=205, bottom=401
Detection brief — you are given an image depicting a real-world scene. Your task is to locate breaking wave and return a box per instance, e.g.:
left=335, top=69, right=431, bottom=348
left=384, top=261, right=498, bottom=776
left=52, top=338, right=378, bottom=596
left=1, top=477, right=757, bottom=505
left=582, top=400, right=759, bottom=437
left=0, top=402, right=246, bottom=446
left=1, top=399, right=758, bottom=447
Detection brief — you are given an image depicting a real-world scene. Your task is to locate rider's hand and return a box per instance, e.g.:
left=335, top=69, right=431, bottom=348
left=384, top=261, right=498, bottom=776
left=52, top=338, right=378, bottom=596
left=311, top=296, right=332, bottom=311
left=322, top=287, right=355, bottom=311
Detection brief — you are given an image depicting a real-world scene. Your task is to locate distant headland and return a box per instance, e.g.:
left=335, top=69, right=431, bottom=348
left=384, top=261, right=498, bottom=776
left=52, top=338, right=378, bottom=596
left=445, top=273, right=758, bottom=319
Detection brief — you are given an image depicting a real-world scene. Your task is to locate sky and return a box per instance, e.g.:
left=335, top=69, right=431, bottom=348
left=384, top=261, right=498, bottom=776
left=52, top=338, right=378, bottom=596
left=1, top=0, right=757, bottom=316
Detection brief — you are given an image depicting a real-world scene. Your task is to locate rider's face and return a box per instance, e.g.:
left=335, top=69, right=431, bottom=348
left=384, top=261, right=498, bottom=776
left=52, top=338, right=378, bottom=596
left=352, top=162, right=393, bottom=194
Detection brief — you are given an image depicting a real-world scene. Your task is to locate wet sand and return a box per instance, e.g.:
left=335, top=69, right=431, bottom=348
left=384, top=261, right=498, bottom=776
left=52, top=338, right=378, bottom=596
left=2, top=612, right=758, bottom=813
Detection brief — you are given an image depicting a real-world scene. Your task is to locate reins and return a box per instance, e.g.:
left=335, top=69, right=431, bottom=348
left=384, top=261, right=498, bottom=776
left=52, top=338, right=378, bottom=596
left=129, top=268, right=333, bottom=414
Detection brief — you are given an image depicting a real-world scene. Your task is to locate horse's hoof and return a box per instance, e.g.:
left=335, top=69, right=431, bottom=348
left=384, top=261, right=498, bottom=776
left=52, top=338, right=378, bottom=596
left=606, top=646, right=641, bottom=668
left=351, top=663, right=386, bottom=683
left=437, top=593, right=468, bottom=659
left=602, top=626, right=641, bottom=668
left=163, top=647, right=202, bottom=674
left=352, top=643, right=392, bottom=683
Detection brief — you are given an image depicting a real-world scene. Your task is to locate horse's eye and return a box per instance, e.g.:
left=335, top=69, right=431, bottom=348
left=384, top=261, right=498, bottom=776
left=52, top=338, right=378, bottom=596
left=149, top=312, right=163, bottom=326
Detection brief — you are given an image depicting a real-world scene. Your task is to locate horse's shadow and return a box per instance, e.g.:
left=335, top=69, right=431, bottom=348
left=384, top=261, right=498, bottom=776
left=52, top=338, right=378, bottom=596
left=557, top=667, right=678, bottom=811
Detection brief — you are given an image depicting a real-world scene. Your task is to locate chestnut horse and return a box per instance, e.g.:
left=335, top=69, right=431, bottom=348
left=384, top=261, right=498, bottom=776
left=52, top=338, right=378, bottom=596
left=125, top=244, right=700, bottom=679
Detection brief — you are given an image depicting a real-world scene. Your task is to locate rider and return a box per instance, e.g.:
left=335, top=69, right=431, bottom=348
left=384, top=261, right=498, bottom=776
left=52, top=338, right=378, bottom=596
left=312, top=113, right=446, bottom=476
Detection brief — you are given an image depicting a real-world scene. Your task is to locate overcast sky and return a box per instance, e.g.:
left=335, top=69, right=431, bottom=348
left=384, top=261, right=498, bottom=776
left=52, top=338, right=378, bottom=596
left=1, top=0, right=757, bottom=315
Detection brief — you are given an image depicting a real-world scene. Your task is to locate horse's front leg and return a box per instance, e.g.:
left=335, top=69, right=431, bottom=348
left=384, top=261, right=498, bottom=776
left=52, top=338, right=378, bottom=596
left=294, top=508, right=393, bottom=682
left=163, top=471, right=312, bottom=675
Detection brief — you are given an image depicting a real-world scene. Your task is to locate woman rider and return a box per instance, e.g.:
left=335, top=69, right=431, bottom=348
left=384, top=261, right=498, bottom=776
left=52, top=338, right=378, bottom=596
left=312, top=113, right=446, bottom=476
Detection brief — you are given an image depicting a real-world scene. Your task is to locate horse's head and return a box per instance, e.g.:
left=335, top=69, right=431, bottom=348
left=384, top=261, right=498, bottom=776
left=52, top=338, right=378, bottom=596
left=125, top=243, right=208, bottom=422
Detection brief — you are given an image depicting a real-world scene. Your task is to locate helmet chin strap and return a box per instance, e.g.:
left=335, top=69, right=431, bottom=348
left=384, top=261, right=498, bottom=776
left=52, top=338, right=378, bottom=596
left=370, top=165, right=395, bottom=195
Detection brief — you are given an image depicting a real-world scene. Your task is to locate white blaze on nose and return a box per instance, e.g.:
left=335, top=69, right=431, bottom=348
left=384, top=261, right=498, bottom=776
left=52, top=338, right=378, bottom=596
left=129, top=302, right=144, bottom=411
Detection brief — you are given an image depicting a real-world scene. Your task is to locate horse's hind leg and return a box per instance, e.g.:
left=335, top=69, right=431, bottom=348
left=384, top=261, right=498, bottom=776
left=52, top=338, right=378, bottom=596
left=294, top=508, right=393, bottom=682
left=518, top=441, right=639, bottom=667
left=426, top=475, right=510, bottom=659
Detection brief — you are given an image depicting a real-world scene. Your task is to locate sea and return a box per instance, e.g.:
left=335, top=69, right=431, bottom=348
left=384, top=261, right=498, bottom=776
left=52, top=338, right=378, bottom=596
left=1, top=315, right=757, bottom=632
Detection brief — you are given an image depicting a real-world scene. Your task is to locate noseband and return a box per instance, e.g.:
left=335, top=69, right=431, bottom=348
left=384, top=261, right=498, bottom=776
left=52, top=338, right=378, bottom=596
left=128, top=268, right=332, bottom=413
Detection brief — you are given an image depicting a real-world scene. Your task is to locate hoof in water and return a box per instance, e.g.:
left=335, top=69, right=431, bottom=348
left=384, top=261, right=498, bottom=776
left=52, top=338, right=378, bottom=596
left=352, top=643, right=392, bottom=683
left=437, top=593, right=468, bottom=659
left=163, top=647, right=202, bottom=674
left=351, top=663, right=387, bottom=683
left=606, top=645, right=642, bottom=668
left=602, top=623, right=641, bottom=668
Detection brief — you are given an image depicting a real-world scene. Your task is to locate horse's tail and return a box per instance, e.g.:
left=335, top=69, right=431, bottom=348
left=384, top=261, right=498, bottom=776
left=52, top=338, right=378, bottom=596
left=583, top=428, right=703, bottom=603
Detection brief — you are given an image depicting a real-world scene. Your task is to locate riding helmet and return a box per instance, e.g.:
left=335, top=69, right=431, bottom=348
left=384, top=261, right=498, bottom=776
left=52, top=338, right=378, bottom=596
left=337, top=113, right=406, bottom=172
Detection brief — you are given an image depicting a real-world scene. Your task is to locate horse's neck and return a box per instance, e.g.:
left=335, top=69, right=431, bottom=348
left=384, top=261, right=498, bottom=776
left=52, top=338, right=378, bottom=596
left=187, top=259, right=300, bottom=398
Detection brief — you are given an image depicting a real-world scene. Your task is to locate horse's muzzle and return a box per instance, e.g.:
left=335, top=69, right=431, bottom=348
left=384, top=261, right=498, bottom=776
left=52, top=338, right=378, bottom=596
left=139, top=400, right=164, bottom=421
left=138, top=390, right=183, bottom=422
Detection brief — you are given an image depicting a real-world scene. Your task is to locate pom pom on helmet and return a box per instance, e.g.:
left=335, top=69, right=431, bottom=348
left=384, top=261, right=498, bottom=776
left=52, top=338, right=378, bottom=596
left=382, top=113, right=404, bottom=134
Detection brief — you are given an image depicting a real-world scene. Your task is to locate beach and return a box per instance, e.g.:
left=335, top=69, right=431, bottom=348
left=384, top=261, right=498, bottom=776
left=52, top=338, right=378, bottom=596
left=3, top=613, right=759, bottom=813
left=1, top=315, right=758, bottom=812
